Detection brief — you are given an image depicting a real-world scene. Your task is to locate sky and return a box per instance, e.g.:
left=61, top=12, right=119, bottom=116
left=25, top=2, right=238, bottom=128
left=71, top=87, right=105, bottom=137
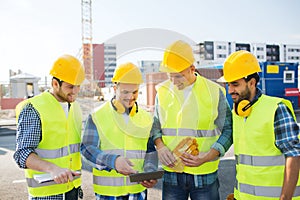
left=1, top=0, right=300, bottom=83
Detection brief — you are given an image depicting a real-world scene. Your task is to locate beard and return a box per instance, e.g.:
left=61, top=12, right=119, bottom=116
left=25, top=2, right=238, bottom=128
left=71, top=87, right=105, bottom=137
left=232, top=85, right=251, bottom=103
left=55, top=88, right=77, bottom=103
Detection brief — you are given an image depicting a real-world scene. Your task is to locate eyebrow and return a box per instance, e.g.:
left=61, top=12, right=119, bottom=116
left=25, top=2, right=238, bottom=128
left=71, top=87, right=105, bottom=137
left=120, top=89, right=138, bottom=93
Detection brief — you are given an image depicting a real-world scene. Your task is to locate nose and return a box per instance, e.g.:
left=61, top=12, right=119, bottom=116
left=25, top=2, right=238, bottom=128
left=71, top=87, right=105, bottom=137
left=227, top=84, right=234, bottom=94
left=170, top=77, right=179, bottom=85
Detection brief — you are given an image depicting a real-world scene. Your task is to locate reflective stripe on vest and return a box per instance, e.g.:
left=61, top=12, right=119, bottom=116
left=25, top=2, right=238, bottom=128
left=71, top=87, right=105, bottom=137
left=236, top=154, right=285, bottom=166
left=233, top=95, right=300, bottom=199
left=102, top=149, right=146, bottom=159
left=162, top=128, right=220, bottom=137
left=94, top=176, right=135, bottom=186
left=237, top=183, right=300, bottom=198
left=156, top=75, right=224, bottom=175
left=35, top=143, right=80, bottom=159
left=92, top=101, right=152, bottom=196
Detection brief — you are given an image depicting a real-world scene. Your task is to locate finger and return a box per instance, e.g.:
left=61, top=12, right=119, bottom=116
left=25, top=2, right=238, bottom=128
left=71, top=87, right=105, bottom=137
left=72, top=171, right=81, bottom=176
left=125, top=158, right=134, bottom=167
left=61, top=173, right=69, bottom=182
left=67, top=172, right=74, bottom=181
left=53, top=175, right=60, bottom=183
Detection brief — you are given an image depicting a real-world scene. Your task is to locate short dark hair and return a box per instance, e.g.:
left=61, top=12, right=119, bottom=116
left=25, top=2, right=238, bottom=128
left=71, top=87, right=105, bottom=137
left=244, top=73, right=260, bottom=86
left=52, top=77, right=64, bottom=86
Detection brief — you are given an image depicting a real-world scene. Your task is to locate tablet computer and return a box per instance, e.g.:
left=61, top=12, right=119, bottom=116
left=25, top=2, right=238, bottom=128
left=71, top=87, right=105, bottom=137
left=129, top=170, right=164, bottom=182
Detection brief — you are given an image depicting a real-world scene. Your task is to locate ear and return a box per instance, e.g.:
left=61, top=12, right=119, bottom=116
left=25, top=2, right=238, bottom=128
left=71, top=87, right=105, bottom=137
left=190, top=65, right=196, bottom=72
left=52, top=79, right=60, bottom=89
left=249, top=78, right=256, bottom=88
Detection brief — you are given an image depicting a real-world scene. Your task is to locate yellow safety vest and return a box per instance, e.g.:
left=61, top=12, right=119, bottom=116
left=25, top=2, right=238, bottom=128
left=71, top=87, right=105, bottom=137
left=156, top=74, right=224, bottom=174
left=16, top=92, right=82, bottom=197
left=233, top=94, right=300, bottom=200
left=92, top=101, right=153, bottom=196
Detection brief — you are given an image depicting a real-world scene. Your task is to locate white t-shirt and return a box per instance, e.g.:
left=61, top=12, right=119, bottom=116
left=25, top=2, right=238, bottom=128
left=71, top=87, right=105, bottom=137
left=60, top=102, right=69, bottom=118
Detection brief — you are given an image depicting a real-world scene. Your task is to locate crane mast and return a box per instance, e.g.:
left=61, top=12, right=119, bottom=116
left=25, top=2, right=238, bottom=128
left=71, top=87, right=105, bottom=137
left=81, top=0, right=93, bottom=93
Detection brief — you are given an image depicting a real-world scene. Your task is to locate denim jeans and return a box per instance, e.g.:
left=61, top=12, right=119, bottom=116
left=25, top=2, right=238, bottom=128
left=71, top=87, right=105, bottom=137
left=162, top=174, right=220, bottom=200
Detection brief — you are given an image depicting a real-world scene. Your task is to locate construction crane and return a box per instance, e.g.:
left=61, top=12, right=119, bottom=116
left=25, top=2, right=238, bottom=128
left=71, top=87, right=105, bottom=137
left=81, top=0, right=93, bottom=93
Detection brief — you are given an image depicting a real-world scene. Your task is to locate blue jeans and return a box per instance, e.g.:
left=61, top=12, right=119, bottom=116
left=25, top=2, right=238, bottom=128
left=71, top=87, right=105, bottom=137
left=162, top=174, right=220, bottom=200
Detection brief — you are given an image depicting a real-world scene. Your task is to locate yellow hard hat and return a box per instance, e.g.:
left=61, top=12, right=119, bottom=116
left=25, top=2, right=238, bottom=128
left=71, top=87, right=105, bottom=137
left=160, top=40, right=195, bottom=73
left=218, top=50, right=261, bottom=82
left=112, top=62, right=143, bottom=84
left=50, top=55, right=85, bottom=85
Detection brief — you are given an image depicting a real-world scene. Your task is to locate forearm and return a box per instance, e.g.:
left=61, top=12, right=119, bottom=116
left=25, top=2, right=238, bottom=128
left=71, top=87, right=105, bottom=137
left=200, top=148, right=220, bottom=163
left=215, top=90, right=233, bottom=156
left=154, top=137, right=165, bottom=149
left=144, top=151, right=158, bottom=172
left=26, top=152, right=80, bottom=184
left=81, top=142, right=118, bottom=170
left=25, top=152, right=59, bottom=173
left=281, top=156, right=300, bottom=200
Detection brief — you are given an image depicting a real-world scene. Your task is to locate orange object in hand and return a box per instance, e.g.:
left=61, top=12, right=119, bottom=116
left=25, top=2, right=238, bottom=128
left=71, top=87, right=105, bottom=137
left=172, top=137, right=199, bottom=172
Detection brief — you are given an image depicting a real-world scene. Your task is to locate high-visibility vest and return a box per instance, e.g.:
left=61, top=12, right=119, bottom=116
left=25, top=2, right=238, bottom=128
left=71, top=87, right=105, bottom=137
left=16, top=92, right=82, bottom=197
left=92, top=101, right=153, bottom=196
left=156, top=74, right=224, bottom=174
left=233, top=94, right=300, bottom=200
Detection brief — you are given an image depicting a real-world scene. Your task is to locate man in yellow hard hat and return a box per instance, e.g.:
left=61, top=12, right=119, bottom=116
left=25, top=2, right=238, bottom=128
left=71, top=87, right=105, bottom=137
left=81, top=62, right=158, bottom=199
left=151, top=40, right=233, bottom=200
left=191, top=50, right=300, bottom=199
left=13, top=55, right=85, bottom=199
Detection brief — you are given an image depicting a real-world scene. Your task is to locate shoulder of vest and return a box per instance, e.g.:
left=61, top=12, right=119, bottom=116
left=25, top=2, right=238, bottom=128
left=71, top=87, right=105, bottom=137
left=197, top=75, right=222, bottom=88
left=260, top=94, right=283, bottom=103
left=93, top=101, right=110, bottom=114
left=195, top=75, right=224, bottom=95
left=155, top=79, right=171, bottom=90
left=261, top=94, right=295, bottom=115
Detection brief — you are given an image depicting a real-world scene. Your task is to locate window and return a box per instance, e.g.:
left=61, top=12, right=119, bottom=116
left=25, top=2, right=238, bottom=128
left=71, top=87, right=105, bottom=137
left=257, top=55, right=264, bottom=59
left=217, top=45, right=226, bottom=50
left=257, top=47, right=264, bottom=51
left=217, top=54, right=226, bottom=58
left=283, top=70, right=294, bottom=83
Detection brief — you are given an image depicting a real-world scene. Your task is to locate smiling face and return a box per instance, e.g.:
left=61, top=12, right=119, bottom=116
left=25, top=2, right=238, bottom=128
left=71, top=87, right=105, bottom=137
left=168, top=65, right=196, bottom=90
left=51, top=78, right=80, bottom=103
left=115, top=83, right=139, bottom=109
left=227, top=78, right=255, bottom=103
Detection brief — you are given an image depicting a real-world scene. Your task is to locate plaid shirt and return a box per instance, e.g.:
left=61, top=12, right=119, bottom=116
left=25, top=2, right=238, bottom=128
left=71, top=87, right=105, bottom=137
left=151, top=87, right=233, bottom=187
left=13, top=103, right=79, bottom=200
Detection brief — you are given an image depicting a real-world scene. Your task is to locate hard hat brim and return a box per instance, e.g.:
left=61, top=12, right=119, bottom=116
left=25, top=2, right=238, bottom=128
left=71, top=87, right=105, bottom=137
left=159, top=64, right=181, bottom=73
left=217, top=76, right=227, bottom=83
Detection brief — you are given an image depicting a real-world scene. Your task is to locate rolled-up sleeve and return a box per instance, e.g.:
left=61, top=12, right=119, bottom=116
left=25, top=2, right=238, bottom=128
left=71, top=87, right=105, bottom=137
left=13, top=103, right=41, bottom=169
left=274, top=103, right=300, bottom=157
left=151, top=96, right=163, bottom=141
left=212, top=89, right=233, bottom=157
